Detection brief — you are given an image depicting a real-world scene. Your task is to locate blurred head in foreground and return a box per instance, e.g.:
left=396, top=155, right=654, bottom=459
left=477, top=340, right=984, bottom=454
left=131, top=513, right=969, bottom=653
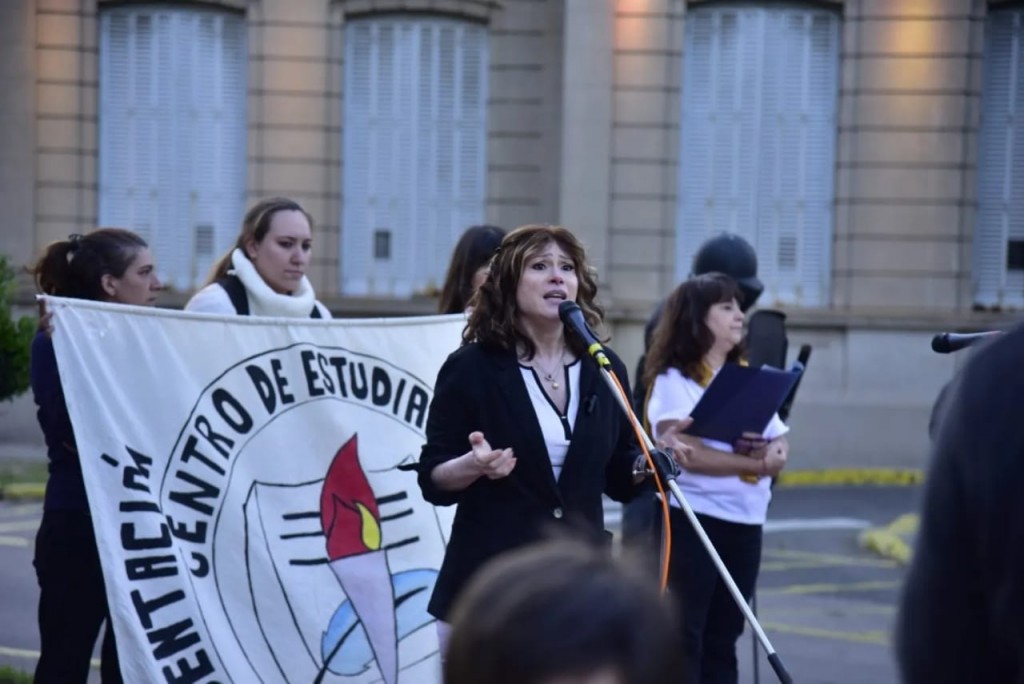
left=443, top=538, right=681, bottom=684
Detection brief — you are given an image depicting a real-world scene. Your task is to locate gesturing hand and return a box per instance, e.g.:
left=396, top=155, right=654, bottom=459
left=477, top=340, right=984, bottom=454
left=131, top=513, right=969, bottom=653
left=734, top=432, right=767, bottom=456
left=468, top=431, right=516, bottom=480
left=37, top=299, right=54, bottom=338
left=753, top=436, right=788, bottom=477
left=654, top=417, right=696, bottom=470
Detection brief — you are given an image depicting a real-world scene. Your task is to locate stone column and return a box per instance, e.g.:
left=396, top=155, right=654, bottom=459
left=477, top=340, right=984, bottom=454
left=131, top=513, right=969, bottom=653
left=559, top=0, right=615, bottom=278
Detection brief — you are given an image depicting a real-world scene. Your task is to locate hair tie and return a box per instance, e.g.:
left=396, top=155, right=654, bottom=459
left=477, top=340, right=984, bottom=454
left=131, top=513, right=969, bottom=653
left=65, top=233, right=84, bottom=263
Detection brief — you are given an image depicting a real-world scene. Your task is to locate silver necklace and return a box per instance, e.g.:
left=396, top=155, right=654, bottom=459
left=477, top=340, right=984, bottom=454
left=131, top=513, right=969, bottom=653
left=533, top=350, right=567, bottom=390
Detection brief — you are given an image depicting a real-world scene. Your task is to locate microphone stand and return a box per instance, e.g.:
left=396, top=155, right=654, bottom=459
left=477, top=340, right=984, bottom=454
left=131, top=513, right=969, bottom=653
left=590, top=351, right=794, bottom=684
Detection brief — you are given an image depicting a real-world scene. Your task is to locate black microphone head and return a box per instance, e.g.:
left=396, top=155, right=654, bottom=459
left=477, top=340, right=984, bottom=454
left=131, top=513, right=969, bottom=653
left=558, top=299, right=600, bottom=348
left=558, top=300, right=582, bottom=324
left=931, top=331, right=1000, bottom=354
left=931, top=333, right=951, bottom=354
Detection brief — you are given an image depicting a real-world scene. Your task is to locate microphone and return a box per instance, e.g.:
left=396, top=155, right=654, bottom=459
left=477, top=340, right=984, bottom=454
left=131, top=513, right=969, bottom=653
left=558, top=301, right=611, bottom=368
left=930, top=331, right=1000, bottom=354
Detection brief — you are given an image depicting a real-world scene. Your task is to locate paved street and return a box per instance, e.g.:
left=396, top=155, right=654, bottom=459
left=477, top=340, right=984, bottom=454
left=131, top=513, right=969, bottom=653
left=0, top=486, right=918, bottom=683
left=737, top=485, right=919, bottom=683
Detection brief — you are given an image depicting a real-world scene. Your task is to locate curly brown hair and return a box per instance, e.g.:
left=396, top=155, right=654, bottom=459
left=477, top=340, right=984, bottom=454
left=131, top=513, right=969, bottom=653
left=643, top=272, right=745, bottom=388
left=464, top=224, right=605, bottom=359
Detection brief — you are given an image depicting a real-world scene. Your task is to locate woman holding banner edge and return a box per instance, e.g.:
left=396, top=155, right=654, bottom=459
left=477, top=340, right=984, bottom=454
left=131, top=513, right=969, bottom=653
left=644, top=272, right=789, bottom=684
left=416, top=224, right=682, bottom=659
left=28, top=228, right=163, bottom=683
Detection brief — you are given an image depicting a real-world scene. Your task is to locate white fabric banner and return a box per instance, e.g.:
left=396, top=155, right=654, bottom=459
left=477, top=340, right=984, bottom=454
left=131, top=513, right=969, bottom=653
left=47, top=296, right=462, bottom=684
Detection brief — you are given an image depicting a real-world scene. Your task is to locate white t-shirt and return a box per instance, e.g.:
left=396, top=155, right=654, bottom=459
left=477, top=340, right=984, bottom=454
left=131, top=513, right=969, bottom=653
left=647, top=366, right=789, bottom=525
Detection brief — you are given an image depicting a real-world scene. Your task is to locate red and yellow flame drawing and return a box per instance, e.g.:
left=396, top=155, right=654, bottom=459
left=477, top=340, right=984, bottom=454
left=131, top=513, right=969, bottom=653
left=320, top=435, right=382, bottom=559
left=317, top=434, right=399, bottom=684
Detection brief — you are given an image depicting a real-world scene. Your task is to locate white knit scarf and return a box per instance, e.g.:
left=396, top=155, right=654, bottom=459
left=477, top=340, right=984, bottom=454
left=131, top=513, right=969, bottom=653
left=230, top=248, right=318, bottom=318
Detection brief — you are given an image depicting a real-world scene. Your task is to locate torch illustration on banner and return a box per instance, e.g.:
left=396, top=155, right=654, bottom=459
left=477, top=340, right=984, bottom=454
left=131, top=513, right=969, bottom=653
left=317, top=435, right=398, bottom=684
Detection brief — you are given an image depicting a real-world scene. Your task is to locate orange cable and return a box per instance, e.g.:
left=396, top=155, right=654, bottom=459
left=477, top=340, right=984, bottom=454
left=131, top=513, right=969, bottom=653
left=606, top=368, right=674, bottom=594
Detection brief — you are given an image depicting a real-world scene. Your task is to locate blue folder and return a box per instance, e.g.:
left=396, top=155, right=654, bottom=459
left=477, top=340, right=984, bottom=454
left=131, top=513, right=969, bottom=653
left=683, top=363, right=801, bottom=445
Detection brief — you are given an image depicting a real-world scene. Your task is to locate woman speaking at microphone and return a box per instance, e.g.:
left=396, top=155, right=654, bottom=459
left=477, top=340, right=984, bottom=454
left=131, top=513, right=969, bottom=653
left=416, top=224, right=665, bottom=656
left=644, top=272, right=789, bottom=684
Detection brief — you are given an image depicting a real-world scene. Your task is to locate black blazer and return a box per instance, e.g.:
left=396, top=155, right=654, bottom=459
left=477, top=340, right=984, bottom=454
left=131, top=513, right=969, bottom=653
left=417, top=342, right=642, bottom=620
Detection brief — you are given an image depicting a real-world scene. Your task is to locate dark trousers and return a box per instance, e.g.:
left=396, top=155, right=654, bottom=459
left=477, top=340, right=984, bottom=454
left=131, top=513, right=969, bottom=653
left=655, top=505, right=763, bottom=684
left=33, top=509, right=123, bottom=684
left=621, top=482, right=657, bottom=549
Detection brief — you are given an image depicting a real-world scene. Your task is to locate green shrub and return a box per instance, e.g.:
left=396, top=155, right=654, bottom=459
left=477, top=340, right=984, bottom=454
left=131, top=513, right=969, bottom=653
left=0, top=665, right=34, bottom=684
left=0, top=255, right=35, bottom=402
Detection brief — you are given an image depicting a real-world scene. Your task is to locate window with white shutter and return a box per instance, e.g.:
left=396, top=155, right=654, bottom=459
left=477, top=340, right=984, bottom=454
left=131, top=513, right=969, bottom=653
left=341, top=15, right=488, bottom=297
left=677, top=4, right=839, bottom=307
left=975, top=8, right=1024, bottom=310
left=99, top=5, right=247, bottom=291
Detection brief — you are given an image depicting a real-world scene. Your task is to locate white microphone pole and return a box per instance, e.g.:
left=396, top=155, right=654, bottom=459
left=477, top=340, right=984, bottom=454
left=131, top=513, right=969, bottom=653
left=557, top=302, right=793, bottom=684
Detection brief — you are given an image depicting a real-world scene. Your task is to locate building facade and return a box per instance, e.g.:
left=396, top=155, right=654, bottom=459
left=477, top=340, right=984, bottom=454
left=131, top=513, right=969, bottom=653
left=1, top=0, right=1020, bottom=467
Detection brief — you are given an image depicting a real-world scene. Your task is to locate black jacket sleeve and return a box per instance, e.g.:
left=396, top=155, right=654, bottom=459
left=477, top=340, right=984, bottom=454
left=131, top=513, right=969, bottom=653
left=31, top=332, right=76, bottom=456
left=416, top=349, right=474, bottom=507
left=602, top=350, right=643, bottom=504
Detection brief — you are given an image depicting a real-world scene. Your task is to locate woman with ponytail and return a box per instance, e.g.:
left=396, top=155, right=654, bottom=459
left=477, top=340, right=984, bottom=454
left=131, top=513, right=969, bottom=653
left=28, top=228, right=162, bottom=683
left=185, top=197, right=331, bottom=318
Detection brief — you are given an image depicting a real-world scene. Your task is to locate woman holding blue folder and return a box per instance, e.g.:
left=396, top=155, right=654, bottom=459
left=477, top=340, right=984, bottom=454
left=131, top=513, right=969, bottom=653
left=643, top=272, right=789, bottom=684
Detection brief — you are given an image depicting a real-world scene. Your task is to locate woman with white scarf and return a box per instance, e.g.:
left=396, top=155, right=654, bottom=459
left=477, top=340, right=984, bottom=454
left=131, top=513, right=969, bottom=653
left=186, top=197, right=331, bottom=318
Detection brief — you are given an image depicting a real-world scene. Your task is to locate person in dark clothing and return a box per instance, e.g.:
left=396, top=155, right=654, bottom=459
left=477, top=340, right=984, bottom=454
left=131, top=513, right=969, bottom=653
left=438, top=224, right=506, bottom=314
left=896, top=321, right=1024, bottom=684
left=632, top=233, right=764, bottom=414
left=28, top=228, right=162, bottom=683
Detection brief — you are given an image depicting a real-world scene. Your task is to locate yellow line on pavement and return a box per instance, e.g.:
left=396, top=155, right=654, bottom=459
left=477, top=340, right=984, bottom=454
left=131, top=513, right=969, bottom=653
left=761, top=621, right=890, bottom=646
left=762, top=547, right=899, bottom=569
left=0, top=483, right=47, bottom=500
left=761, top=580, right=902, bottom=595
left=760, top=560, right=839, bottom=572
left=777, top=468, right=923, bottom=487
left=758, top=604, right=896, bottom=617
left=859, top=513, right=917, bottom=565
left=0, top=644, right=99, bottom=668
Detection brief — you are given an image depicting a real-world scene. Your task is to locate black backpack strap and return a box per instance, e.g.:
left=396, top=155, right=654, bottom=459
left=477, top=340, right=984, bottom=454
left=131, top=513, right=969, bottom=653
left=218, top=274, right=323, bottom=318
left=216, top=275, right=250, bottom=316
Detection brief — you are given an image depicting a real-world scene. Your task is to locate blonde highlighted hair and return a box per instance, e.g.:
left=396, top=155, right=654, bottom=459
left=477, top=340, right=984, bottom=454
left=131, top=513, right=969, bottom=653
left=206, top=197, right=313, bottom=285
